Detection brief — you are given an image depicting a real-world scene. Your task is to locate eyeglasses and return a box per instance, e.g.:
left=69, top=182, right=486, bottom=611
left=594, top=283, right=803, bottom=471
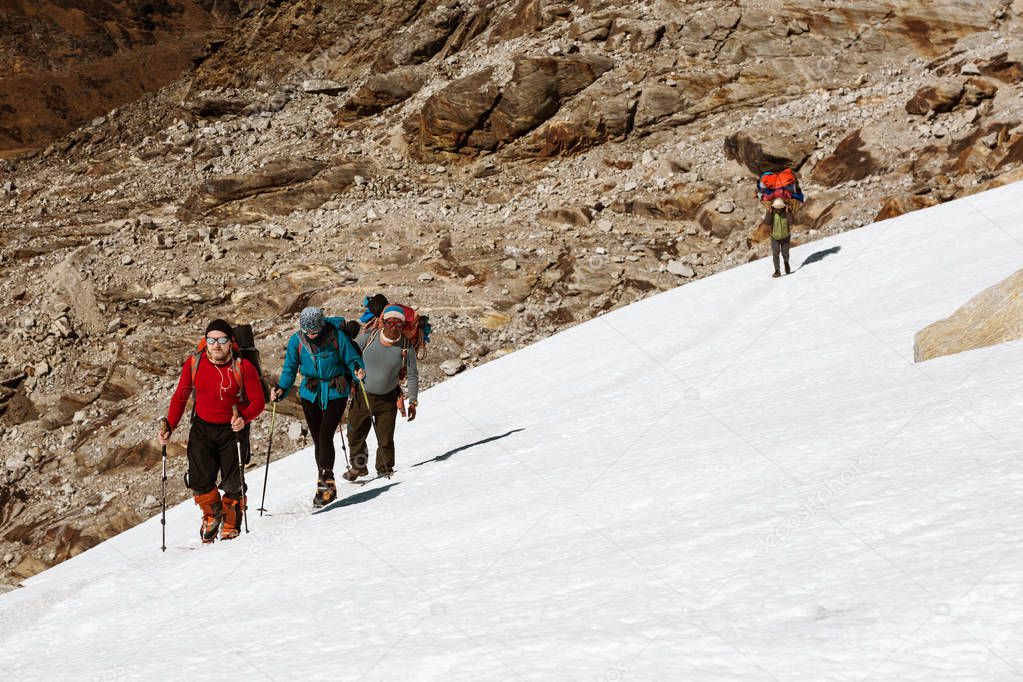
left=206, top=336, right=232, bottom=345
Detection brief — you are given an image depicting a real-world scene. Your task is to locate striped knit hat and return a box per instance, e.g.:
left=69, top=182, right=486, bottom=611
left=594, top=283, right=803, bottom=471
left=381, top=305, right=406, bottom=324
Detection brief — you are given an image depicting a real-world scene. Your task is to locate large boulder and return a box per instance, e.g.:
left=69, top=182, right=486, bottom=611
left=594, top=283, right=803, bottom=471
left=417, top=68, right=501, bottom=155
left=634, top=85, right=692, bottom=131
left=905, top=79, right=964, bottom=115
left=914, top=268, right=1023, bottom=362
left=417, top=54, right=613, bottom=157
left=516, top=86, right=632, bottom=157
left=723, top=121, right=815, bottom=174
left=337, top=67, right=427, bottom=122
left=489, top=54, right=614, bottom=145
left=199, top=158, right=328, bottom=206
left=873, top=194, right=941, bottom=222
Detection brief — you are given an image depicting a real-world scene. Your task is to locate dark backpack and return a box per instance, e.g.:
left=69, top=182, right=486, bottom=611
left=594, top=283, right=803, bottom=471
left=232, top=323, right=272, bottom=403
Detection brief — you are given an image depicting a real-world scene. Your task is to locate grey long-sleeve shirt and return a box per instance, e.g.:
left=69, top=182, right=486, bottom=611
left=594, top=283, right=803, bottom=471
left=355, top=329, right=419, bottom=402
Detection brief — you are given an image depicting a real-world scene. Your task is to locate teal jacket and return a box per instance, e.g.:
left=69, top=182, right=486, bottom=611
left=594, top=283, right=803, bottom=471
left=277, top=317, right=365, bottom=409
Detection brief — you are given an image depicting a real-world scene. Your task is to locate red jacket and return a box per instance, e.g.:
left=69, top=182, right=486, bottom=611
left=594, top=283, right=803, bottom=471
left=166, top=354, right=265, bottom=430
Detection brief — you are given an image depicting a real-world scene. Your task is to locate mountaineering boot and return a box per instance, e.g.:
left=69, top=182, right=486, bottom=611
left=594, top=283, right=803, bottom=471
left=194, top=489, right=223, bottom=544
left=784, top=262, right=792, bottom=275
left=772, top=270, right=781, bottom=278
left=220, top=495, right=245, bottom=540
left=313, top=470, right=338, bottom=508
left=342, top=467, right=368, bottom=483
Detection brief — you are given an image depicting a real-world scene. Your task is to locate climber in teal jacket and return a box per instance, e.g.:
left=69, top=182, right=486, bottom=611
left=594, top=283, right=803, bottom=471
left=272, top=307, right=366, bottom=507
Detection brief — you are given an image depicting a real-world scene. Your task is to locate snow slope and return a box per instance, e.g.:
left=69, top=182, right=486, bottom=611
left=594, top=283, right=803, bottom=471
left=3, top=184, right=1023, bottom=681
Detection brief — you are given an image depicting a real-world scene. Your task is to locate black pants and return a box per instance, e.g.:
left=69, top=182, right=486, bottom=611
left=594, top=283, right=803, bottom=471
left=301, top=396, right=348, bottom=474
left=186, top=416, right=249, bottom=498
left=347, top=387, right=399, bottom=474
left=771, top=236, right=791, bottom=272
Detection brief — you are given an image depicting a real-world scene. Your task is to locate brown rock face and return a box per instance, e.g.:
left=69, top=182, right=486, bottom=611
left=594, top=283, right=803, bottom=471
left=489, top=55, right=614, bottom=144
left=905, top=79, right=965, bottom=115
left=813, top=130, right=882, bottom=187
left=416, top=54, right=613, bottom=157
left=200, top=158, right=330, bottom=206
left=337, top=67, right=428, bottom=122
left=417, top=67, right=501, bottom=155
left=724, top=122, right=816, bottom=174
left=373, top=4, right=466, bottom=72
left=519, top=86, right=632, bottom=157
left=0, top=1, right=234, bottom=155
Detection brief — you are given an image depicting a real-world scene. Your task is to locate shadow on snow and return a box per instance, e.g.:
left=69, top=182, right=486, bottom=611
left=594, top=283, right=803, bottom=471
left=409, top=428, right=525, bottom=469
left=798, top=245, right=841, bottom=271
left=313, top=482, right=402, bottom=514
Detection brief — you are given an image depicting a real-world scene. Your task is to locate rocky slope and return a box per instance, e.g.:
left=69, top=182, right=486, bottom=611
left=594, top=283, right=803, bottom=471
left=2, top=0, right=1023, bottom=587
left=0, top=0, right=251, bottom=156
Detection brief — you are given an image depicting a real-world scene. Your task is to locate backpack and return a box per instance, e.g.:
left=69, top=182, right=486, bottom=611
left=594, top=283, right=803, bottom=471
left=233, top=323, right=272, bottom=402
left=756, top=168, right=804, bottom=205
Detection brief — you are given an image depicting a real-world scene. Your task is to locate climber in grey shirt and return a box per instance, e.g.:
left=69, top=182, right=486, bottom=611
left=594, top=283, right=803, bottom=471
left=344, top=305, right=419, bottom=481
left=356, top=326, right=419, bottom=404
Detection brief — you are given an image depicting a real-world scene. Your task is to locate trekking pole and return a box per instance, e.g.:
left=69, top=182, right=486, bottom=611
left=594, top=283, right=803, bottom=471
left=257, top=402, right=277, bottom=517
left=160, top=426, right=168, bottom=552
left=339, top=393, right=351, bottom=469
left=232, top=406, right=250, bottom=534
left=356, top=377, right=378, bottom=432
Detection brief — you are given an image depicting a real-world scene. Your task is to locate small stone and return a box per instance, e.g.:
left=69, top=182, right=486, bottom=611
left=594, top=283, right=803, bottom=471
left=121, top=255, right=134, bottom=265
left=2, top=181, right=14, bottom=194
left=287, top=421, right=304, bottom=441
left=34, top=361, right=50, bottom=377
left=501, top=258, right=518, bottom=271
left=667, top=260, right=696, bottom=278
left=106, top=317, right=123, bottom=333
left=301, top=79, right=347, bottom=96
left=440, top=359, right=465, bottom=376
left=354, top=175, right=366, bottom=186
left=136, top=214, right=155, bottom=229
left=142, top=494, right=158, bottom=508
left=716, top=201, right=736, bottom=214
left=684, top=223, right=698, bottom=236
left=596, top=219, right=613, bottom=233
left=366, top=208, right=379, bottom=221
left=417, top=272, right=435, bottom=282
left=961, top=62, right=981, bottom=76
left=622, top=180, right=638, bottom=192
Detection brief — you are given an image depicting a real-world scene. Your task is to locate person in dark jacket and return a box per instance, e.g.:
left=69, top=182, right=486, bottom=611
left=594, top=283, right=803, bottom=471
left=271, top=307, right=365, bottom=507
left=159, top=319, right=265, bottom=542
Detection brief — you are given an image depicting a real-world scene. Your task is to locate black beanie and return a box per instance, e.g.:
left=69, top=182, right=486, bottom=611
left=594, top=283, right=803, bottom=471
left=205, top=319, right=235, bottom=338
left=367, top=293, right=388, bottom=318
